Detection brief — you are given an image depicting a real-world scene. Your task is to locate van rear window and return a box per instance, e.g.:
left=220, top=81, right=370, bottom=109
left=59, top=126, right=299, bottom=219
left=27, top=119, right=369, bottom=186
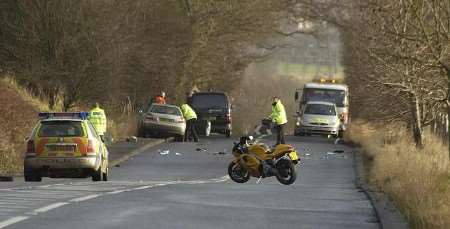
left=38, top=121, right=84, bottom=137
left=191, top=94, right=228, bottom=109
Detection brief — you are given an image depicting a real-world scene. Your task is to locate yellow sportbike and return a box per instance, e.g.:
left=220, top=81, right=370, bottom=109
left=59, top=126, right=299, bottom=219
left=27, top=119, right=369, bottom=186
left=228, top=136, right=300, bottom=185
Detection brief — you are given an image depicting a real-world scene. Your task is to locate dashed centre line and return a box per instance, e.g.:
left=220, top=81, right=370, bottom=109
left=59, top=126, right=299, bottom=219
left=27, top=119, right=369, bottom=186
left=32, top=202, right=68, bottom=214
left=70, top=194, right=101, bottom=203
left=0, top=216, right=29, bottom=229
left=0, top=176, right=230, bottom=228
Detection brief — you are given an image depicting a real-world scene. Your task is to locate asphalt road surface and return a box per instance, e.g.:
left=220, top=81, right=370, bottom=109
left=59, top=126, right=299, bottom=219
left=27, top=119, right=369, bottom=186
left=0, top=135, right=379, bottom=229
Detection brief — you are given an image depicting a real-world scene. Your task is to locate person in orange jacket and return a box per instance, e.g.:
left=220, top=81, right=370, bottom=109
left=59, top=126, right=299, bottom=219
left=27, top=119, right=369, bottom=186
left=154, top=91, right=166, bottom=104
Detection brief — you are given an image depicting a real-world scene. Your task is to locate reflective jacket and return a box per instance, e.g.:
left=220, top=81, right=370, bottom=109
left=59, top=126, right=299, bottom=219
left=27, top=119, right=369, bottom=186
left=181, top=104, right=197, bottom=121
left=270, top=100, right=287, bottom=125
left=89, top=107, right=107, bottom=135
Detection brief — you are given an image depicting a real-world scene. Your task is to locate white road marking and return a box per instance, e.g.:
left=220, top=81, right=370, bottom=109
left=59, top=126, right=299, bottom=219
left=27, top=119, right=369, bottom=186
left=70, top=194, right=101, bottom=202
left=132, top=185, right=152, bottom=190
left=106, top=190, right=126, bottom=195
left=0, top=216, right=29, bottom=228
left=0, top=175, right=230, bottom=224
left=32, top=202, right=68, bottom=213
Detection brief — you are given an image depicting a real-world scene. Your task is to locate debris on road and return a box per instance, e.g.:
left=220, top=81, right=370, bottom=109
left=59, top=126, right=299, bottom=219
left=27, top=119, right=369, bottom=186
left=126, top=136, right=138, bottom=143
left=305, top=153, right=311, bottom=156
left=158, top=150, right=170, bottom=155
left=196, top=148, right=207, bottom=152
left=213, top=151, right=227, bottom=155
left=175, top=152, right=182, bottom=156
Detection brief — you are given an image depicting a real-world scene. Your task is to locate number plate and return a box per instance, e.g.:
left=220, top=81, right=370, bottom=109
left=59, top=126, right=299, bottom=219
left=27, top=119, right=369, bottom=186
left=46, top=145, right=76, bottom=152
left=288, top=151, right=299, bottom=161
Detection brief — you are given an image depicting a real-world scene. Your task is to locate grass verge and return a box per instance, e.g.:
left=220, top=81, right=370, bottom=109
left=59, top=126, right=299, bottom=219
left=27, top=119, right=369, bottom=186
left=345, top=121, right=450, bottom=229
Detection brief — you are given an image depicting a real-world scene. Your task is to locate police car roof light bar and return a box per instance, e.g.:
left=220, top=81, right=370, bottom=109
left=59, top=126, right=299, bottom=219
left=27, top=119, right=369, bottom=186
left=38, top=112, right=89, bottom=120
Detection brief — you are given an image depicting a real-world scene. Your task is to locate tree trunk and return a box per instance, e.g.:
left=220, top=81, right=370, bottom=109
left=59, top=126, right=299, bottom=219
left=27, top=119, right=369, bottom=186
left=411, top=96, right=424, bottom=147
left=447, top=67, right=450, bottom=159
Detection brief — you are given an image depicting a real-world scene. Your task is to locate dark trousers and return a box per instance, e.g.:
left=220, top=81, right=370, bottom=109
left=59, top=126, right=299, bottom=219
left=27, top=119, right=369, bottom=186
left=275, top=124, right=285, bottom=145
left=184, top=119, right=199, bottom=142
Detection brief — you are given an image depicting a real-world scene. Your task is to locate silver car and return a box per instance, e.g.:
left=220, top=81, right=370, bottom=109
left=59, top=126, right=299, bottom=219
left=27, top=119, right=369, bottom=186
left=138, top=104, right=186, bottom=141
left=294, top=101, right=341, bottom=137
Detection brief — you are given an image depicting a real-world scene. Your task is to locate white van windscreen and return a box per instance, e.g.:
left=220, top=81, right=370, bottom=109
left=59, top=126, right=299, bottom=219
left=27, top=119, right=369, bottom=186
left=304, top=89, right=345, bottom=107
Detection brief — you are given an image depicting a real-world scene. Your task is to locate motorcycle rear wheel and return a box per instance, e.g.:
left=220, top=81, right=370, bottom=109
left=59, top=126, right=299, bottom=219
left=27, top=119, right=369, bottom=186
left=228, top=161, right=250, bottom=183
left=276, top=160, right=297, bottom=185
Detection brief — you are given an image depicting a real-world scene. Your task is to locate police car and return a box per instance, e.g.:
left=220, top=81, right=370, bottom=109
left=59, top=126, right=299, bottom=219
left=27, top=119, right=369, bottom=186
left=24, top=112, right=109, bottom=182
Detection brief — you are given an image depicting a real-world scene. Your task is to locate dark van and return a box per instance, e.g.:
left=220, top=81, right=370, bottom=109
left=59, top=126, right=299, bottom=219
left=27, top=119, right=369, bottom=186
left=188, top=92, right=232, bottom=137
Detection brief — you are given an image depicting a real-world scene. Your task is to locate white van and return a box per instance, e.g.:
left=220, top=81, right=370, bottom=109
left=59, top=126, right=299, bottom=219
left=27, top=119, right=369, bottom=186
left=294, top=81, right=349, bottom=136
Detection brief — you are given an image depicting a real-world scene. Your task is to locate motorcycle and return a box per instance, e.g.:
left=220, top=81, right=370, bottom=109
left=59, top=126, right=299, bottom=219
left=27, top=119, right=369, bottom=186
left=228, top=136, right=300, bottom=185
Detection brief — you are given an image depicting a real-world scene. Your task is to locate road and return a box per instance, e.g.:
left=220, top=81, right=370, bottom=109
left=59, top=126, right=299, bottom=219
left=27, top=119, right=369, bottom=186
left=0, top=135, right=379, bottom=229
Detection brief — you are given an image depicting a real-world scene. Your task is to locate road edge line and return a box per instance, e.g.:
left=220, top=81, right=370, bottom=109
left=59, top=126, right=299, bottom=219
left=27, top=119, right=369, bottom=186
left=0, top=216, right=29, bottom=228
left=353, top=151, right=409, bottom=229
left=110, top=138, right=173, bottom=167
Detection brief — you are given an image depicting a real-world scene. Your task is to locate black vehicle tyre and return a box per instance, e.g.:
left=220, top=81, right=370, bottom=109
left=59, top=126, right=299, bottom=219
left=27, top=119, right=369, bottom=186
left=92, top=164, right=103, bottom=182
left=228, top=161, right=250, bottom=183
left=24, top=169, right=41, bottom=182
left=137, top=126, right=145, bottom=138
left=175, top=135, right=184, bottom=142
left=275, top=159, right=297, bottom=185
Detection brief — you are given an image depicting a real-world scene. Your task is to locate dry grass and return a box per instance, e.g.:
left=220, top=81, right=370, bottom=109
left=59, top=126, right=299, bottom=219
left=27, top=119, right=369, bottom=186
left=346, top=121, right=450, bottom=229
left=107, top=114, right=138, bottom=141
left=0, top=76, right=52, bottom=112
left=0, top=77, right=50, bottom=175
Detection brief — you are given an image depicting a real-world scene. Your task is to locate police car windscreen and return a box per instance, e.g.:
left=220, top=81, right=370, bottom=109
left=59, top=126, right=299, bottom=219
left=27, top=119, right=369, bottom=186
left=304, top=89, right=345, bottom=107
left=150, top=105, right=182, bottom=116
left=305, top=104, right=336, bottom=116
left=38, top=121, right=84, bottom=137
left=191, top=94, right=227, bottom=109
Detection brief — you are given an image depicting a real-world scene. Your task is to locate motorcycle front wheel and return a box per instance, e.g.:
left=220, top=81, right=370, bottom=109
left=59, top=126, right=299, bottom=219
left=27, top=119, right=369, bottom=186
left=276, top=159, right=297, bottom=185
left=228, top=161, right=250, bottom=183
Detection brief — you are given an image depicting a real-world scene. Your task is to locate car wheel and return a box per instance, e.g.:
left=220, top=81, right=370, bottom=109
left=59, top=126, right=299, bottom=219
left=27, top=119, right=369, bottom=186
left=24, top=168, right=41, bottom=182
left=175, top=135, right=184, bottom=142
left=137, top=125, right=145, bottom=138
left=92, top=163, right=103, bottom=182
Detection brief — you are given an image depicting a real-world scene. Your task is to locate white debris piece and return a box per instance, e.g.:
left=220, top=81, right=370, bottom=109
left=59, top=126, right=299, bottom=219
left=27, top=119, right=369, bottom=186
left=127, top=136, right=138, bottom=143
left=175, top=152, right=182, bottom=156
left=158, top=150, right=170, bottom=155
